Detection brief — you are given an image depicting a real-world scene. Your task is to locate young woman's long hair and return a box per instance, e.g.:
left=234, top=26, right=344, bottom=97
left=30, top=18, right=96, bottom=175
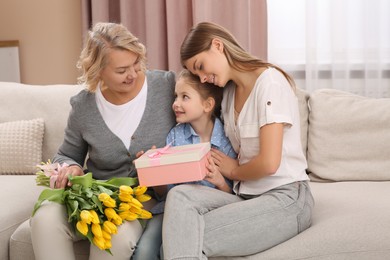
left=180, top=22, right=295, bottom=88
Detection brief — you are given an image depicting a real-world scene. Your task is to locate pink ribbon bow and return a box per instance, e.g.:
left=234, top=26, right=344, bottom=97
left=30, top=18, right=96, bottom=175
left=148, top=142, right=174, bottom=158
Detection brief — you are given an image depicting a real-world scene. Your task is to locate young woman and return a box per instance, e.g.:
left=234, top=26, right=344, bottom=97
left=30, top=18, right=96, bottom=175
left=162, top=22, right=314, bottom=259
left=30, top=22, right=176, bottom=260
left=133, top=69, right=236, bottom=260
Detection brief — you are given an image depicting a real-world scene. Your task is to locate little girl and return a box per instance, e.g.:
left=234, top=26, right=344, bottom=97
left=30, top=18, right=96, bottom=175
left=132, top=69, right=237, bottom=260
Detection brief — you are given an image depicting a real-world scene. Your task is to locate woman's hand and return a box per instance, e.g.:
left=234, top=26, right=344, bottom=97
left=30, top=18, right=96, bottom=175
left=55, top=165, right=84, bottom=189
left=135, top=145, right=157, bottom=160
left=205, top=156, right=231, bottom=193
left=210, top=148, right=239, bottom=180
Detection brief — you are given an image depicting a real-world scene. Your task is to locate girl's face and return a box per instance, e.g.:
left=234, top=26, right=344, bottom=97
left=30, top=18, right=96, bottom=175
left=173, top=78, right=210, bottom=124
left=183, top=39, right=230, bottom=87
left=99, top=49, right=141, bottom=95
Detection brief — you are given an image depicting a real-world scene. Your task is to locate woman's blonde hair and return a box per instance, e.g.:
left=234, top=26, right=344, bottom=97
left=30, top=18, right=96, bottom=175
left=180, top=22, right=295, bottom=88
left=177, top=69, right=223, bottom=120
left=77, top=22, right=147, bottom=92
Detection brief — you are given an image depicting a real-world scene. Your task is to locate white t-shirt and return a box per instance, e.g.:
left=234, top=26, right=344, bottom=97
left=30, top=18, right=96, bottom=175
left=221, top=67, right=308, bottom=195
left=95, top=80, right=147, bottom=149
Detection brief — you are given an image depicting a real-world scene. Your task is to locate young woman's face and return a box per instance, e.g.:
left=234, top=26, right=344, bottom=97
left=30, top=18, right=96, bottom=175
left=99, top=49, right=141, bottom=94
left=172, top=78, right=209, bottom=124
left=183, top=39, right=230, bottom=87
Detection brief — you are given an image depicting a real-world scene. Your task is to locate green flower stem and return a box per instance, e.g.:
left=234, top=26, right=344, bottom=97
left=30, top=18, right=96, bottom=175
left=95, top=182, right=121, bottom=189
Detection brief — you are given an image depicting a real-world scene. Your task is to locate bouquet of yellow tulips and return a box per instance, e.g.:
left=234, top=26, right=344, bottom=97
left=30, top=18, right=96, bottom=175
left=33, top=161, right=152, bottom=254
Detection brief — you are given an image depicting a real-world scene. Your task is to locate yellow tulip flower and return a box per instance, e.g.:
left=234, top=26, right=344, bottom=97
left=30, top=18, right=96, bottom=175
left=93, top=236, right=106, bottom=250
left=89, top=210, right=100, bottom=224
left=104, top=208, right=118, bottom=220
left=136, top=194, right=151, bottom=203
left=119, top=185, right=133, bottom=195
left=76, top=220, right=88, bottom=236
left=119, top=202, right=131, bottom=212
left=102, top=230, right=111, bottom=240
left=129, top=197, right=143, bottom=208
left=105, top=197, right=117, bottom=208
left=129, top=206, right=142, bottom=214
left=134, top=186, right=147, bottom=196
left=112, top=216, right=123, bottom=226
left=103, top=221, right=118, bottom=234
left=91, top=223, right=103, bottom=238
left=104, top=238, right=112, bottom=250
left=118, top=211, right=128, bottom=220
left=119, top=211, right=138, bottom=221
left=118, top=193, right=133, bottom=202
left=80, top=210, right=93, bottom=224
left=139, top=209, right=153, bottom=219
left=98, top=193, right=110, bottom=202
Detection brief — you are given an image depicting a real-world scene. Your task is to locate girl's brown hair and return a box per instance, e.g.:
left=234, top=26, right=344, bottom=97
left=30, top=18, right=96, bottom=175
left=177, top=69, right=223, bottom=120
left=77, top=22, right=147, bottom=92
left=180, top=22, right=295, bottom=88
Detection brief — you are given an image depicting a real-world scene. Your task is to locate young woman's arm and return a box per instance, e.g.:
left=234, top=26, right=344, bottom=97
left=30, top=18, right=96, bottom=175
left=225, top=123, right=284, bottom=181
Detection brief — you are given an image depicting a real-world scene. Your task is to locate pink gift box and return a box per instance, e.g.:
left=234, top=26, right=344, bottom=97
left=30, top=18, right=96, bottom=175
left=134, top=142, right=211, bottom=187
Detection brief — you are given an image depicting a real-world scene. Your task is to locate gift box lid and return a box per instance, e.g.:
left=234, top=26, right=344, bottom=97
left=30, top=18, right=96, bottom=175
left=134, top=142, right=211, bottom=168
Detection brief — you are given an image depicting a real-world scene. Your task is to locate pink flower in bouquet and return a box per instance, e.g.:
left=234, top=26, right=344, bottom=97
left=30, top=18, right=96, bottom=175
left=35, top=160, right=69, bottom=188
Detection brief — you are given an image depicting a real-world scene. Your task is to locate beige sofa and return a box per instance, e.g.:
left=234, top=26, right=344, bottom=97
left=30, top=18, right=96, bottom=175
left=1, top=81, right=390, bottom=260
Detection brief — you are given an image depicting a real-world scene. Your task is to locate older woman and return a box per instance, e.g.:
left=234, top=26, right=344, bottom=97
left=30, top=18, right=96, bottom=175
left=30, top=22, right=176, bottom=260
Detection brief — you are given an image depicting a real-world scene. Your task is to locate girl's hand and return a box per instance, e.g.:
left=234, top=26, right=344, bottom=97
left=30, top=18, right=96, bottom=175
left=205, top=156, right=231, bottom=193
left=55, top=165, right=84, bottom=189
left=211, top=148, right=239, bottom=180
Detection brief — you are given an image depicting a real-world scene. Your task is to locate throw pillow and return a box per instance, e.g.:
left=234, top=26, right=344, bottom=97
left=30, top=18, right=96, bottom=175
left=307, top=89, right=390, bottom=182
left=0, top=118, right=45, bottom=175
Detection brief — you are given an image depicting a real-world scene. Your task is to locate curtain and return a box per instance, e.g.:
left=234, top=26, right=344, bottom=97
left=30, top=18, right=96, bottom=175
left=268, top=0, right=390, bottom=98
left=81, top=0, right=267, bottom=74
left=306, top=0, right=390, bottom=97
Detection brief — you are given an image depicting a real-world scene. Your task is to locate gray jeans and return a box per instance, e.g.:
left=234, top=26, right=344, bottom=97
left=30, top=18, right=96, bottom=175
left=162, top=181, right=314, bottom=260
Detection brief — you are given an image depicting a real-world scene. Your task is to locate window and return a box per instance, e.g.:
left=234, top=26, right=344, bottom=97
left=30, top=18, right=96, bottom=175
left=268, top=0, right=390, bottom=97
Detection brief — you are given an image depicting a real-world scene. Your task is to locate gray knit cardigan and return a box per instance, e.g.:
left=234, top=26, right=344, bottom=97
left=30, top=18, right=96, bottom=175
left=53, top=70, right=176, bottom=180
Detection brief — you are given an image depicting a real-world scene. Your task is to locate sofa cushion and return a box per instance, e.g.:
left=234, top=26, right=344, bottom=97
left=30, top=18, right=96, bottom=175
left=0, top=118, right=44, bottom=175
left=307, top=89, right=390, bottom=181
left=212, top=181, right=390, bottom=260
left=0, top=82, right=84, bottom=163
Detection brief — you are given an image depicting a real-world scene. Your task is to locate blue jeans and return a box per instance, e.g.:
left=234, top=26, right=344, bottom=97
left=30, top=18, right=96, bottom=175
left=132, top=213, right=163, bottom=260
left=162, top=181, right=314, bottom=259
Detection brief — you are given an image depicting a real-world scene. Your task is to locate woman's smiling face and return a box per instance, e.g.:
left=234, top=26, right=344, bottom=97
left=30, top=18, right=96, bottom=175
left=100, top=49, right=141, bottom=94
left=184, top=39, right=230, bottom=88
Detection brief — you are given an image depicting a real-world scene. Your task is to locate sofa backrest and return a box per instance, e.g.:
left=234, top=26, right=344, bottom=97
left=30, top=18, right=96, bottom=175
left=0, top=82, right=84, bottom=164
left=1, top=82, right=389, bottom=181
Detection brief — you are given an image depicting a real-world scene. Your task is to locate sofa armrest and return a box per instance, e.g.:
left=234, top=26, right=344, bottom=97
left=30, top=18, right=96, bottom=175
left=0, top=175, right=45, bottom=260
